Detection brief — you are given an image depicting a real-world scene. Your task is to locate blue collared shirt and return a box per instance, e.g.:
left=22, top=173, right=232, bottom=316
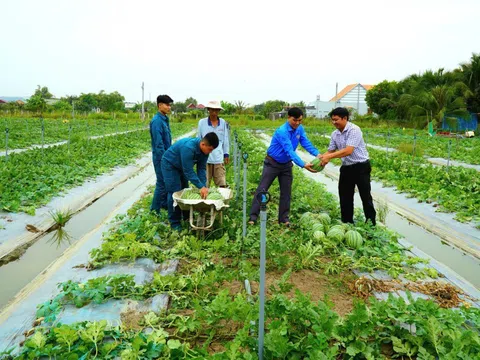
left=150, top=112, right=172, bottom=161
left=267, top=122, right=319, bottom=167
left=328, top=121, right=369, bottom=165
left=162, top=138, right=208, bottom=189
left=197, top=117, right=230, bottom=164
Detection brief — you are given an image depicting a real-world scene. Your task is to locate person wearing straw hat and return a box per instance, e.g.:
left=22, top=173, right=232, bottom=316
left=197, top=100, right=230, bottom=188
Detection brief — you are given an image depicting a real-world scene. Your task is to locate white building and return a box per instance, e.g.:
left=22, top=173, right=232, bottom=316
left=329, top=83, right=373, bottom=115
left=307, top=84, right=373, bottom=118
left=306, top=95, right=336, bottom=118
left=124, top=101, right=137, bottom=109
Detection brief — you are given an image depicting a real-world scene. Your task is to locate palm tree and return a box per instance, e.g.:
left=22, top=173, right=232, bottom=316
left=398, top=83, right=471, bottom=128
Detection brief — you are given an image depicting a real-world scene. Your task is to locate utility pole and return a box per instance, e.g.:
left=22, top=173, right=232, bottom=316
left=356, top=83, right=360, bottom=115
left=335, top=82, right=338, bottom=107
left=141, top=82, right=145, bottom=120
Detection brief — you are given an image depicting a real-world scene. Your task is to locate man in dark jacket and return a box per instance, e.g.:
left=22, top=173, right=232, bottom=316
left=162, top=133, right=219, bottom=231
left=150, top=94, right=173, bottom=213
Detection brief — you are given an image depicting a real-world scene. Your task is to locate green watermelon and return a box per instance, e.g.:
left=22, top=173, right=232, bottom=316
left=329, top=225, right=345, bottom=234
left=311, top=158, right=325, bottom=172
left=311, top=222, right=324, bottom=233
left=327, top=228, right=344, bottom=242
left=313, top=230, right=326, bottom=242
left=317, top=213, right=331, bottom=227
left=345, top=230, right=363, bottom=249
left=207, top=192, right=223, bottom=200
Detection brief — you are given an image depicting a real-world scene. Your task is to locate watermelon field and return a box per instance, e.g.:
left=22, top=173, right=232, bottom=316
left=0, top=117, right=479, bottom=359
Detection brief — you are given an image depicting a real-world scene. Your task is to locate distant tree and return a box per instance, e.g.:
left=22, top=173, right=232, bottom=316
left=53, top=100, right=72, bottom=111
left=171, top=101, right=187, bottom=113
left=263, top=100, right=288, bottom=118
left=76, top=93, right=98, bottom=112
left=365, top=80, right=400, bottom=118
left=220, top=101, right=235, bottom=115
left=184, top=97, right=197, bottom=107
left=33, top=85, right=53, bottom=99
left=25, top=94, right=47, bottom=113
left=458, top=53, right=480, bottom=112
left=233, top=100, right=247, bottom=114
left=253, top=103, right=265, bottom=114
left=290, top=101, right=306, bottom=110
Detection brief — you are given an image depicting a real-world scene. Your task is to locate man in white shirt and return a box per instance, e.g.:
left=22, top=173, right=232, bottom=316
left=197, top=100, right=230, bottom=187
left=320, top=107, right=376, bottom=226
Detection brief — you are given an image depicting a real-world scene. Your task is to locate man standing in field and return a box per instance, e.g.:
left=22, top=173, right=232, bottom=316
left=161, top=133, right=219, bottom=231
left=149, top=94, right=174, bottom=214
left=248, top=107, right=320, bottom=226
left=197, top=100, right=230, bottom=188
left=319, top=107, right=376, bottom=226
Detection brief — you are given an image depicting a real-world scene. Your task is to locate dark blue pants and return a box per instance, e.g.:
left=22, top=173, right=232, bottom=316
left=161, top=161, right=189, bottom=229
left=249, top=157, right=293, bottom=223
left=151, top=158, right=167, bottom=213
left=339, top=160, right=376, bottom=226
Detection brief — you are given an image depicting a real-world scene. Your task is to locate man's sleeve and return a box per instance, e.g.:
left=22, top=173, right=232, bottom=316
left=151, top=120, right=166, bottom=159
left=346, top=127, right=362, bottom=148
left=299, top=127, right=319, bottom=156
left=180, top=148, right=205, bottom=189
left=223, top=121, right=230, bottom=158
left=197, top=120, right=203, bottom=139
left=327, top=135, right=337, bottom=151
left=277, top=130, right=305, bottom=167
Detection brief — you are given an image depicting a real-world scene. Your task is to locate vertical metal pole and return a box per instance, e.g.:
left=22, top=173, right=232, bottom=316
left=72, top=101, right=75, bottom=119
left=233, top=131, right=238, bottom=196
left=5, top=127, right=9, bottom=160
left=41, top=117, right=45, bottom=150
left=386, top=129, right=390, bottom=157
left=68, top=124, right=72, bottom=152
left=236, top=143, right=242, bottom=201
left=412, top=131, right=417, bottom=162
left=447, top=140, right=452, bottom=170
left=257, top=191, right=269, bottom=360
left=242, top=153, right=248, bottom=238
left=141, top=82, right=145, bottom=121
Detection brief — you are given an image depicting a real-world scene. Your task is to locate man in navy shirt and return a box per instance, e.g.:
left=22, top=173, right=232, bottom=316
left=248, top=107, right=320, bottom=226
left=149, top=94, right=173, bottom=214
left=162, top=132, right=219, bottom=231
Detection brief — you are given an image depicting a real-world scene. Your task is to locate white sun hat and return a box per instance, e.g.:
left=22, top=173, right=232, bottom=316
left=205, top=100, right=223, bottom=110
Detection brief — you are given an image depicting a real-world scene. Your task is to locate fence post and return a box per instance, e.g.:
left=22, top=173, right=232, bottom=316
left=257, top=191, right=270, bottom=360
left=5, top=127, right=9, bottom=160
left=412, top=131, right=417, bottom=161
left=41, top=117, right=45, bottom=150
left=447, top=140, right=452, bottom=170
left=242, top=152, right=248, bottom=240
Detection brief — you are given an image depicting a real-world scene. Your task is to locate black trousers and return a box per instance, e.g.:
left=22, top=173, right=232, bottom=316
left=249, top=157, right=293, bottom=223
left=339, top=160, right=376, bottom=225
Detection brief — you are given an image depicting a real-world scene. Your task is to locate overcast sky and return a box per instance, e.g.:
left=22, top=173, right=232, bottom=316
left=1, top=0, right=479, bottom=105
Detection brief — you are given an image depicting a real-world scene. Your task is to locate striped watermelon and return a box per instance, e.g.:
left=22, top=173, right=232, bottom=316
left=345, top=230, right=363, bottom=249
left=311, top=158, right=325, bottom=172
left=327, top=228, right=344, bottom=242
left=311, top=222, right=324, bottom=233
left=313, top=230, right=326, bottom=242
left=317, top=213, right=331, bottom=227
left=329, top=225, right=346, bottom=234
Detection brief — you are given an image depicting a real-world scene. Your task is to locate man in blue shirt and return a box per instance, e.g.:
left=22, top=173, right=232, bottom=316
left=162, top=132, right=219, bottom=231
left=248, top=107, right=320, bottom=226
left=149, top=94, right=173, bottom=214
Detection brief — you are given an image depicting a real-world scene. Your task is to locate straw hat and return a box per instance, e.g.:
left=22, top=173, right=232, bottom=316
left=205, top=100, right=223, bottom=110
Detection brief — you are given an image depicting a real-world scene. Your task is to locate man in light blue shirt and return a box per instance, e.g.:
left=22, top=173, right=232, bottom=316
left=149, top=94, right=173, bottom=214
left=248, top=107, right=320, bottom=226
left=197, top=100, right=230, bottom=187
